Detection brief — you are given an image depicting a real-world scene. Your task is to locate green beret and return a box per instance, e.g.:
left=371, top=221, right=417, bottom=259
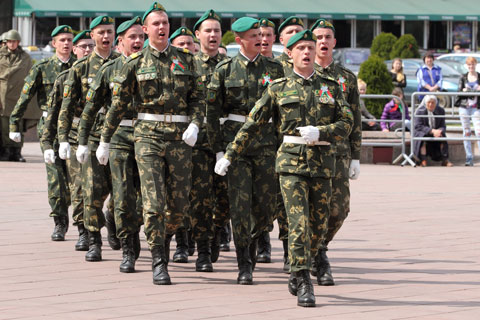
left=51, top=25, right=73, bottom=37
left=170, top=27, right=194, bottom=42
left=259, top=18, right=275, bottom=30
left=73, top=30, right=91, bottom=44
left=90, top=15, right=114, bottom=30
left=143, top=38, right=149, bottom=49
left=231, top=17, right=259, bottom=33
left=310, top=19, right=335, bottom=35
left=278, top=16, right=304, bottom=35
left=194, top=9, right=221, bottom=31
left=286, top=29, right=317, bottom=49
left=142, top=2, right=167, bottom=24
left=117, top=16, right=142, bottom=35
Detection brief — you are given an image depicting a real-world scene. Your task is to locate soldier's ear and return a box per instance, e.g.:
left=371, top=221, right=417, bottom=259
left=287, top=49, right=293, bottom=58
left=195, top=30, right=200, bottom=39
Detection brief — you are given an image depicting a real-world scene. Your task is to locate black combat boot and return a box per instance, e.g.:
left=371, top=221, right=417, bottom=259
left=10, top=147, right=26, bottom=162
left=51, top=216, right=68, bottom=241
left=236, top=246, right=253, bottom=285
left=294, top=270, right=316, bottom=307
left=219, top=223, right=231, bottom=251
left=196, top=240, right=213, bottom=272
left=282, top=239, right=290, bottom=273
left=211, top=226, right=221, bottom=263
left=85, top=231, right=102, bottom=262
left=0, top=147, right=12, bottom=161
left=164, top=233, right=173, bottom=264
left=173, top=228, right=189, bottom=263
left=316, top=249, right=335, bottom=286
left=249, top=238, right=258, bottom=271
left=133, top=231, right=141, bottom=260
left=287, top=273, right=298, bottom=296
left=119, top=235, right=136, bottom=273
left=104, top=209, right=120, bottom=250
left=187, top=229, right=195, bottom=256
left=151, top=246, right=171, bottom=285
left=256, top=230, right=272, bottom=263
left=75, top=224, right=89, bottom=251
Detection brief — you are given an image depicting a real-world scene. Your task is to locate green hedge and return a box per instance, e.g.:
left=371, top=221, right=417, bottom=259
left=390, top=34, right=420, bottom=59
left=370, top=32, right=397, bottom=60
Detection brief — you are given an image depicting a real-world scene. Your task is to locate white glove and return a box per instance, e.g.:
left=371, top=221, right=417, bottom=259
left=76, top=145, right=89, bottom=164
left=182, top=123, right=199, bottom=147
left=297, top=126, right=320, bottom=144
left=96, top=142, right=110, bottom=166
left=9, top=132, right=21, bottom=143
left=59, top=142, right=71, bottom=160
left=349, top=159, right=360, bottom=180
left=214, top=157, right=231, bottom=176
left=43, top=149, right=55, bottom=164
left=216, top=151, right=225, bottom=162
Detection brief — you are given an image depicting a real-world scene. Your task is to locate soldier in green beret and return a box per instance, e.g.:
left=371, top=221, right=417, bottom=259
left=9, top=25, right=74, bottom=241
left=78, top=17, right=145, bottom=272
left=98, top=2, right=203, bottom=285
left=170, top=27, right=195, bottom=53
left=259, top=18, right=276, bottom=59
left=40, top=29, right=95, bottom=251
left=276, top=16, right=304, bottom=75
left=206, top=16, right=284, bottom=285
left=215, top=29, right=353, bottom=307
left=188, top=8, right=229, bottom=272
left=310, top=19, right=362, bottom=286
left=57, top=15, right=120, bottom=262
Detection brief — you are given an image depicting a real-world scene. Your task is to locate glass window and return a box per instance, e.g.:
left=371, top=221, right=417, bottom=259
left=333, top=19, right=351, bottom=48
left=356, top=20, right=374, bottom=47
left=452, top=22, right=472, bottom=50
left=404, top=21, right=424, bottom=48
left=381, top=20, right=401, bottom=37
left=428, top=21, right=447, bottom=49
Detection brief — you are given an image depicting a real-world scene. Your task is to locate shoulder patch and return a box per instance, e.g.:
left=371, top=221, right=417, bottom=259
left=129, top=52, right=142, bottom=60
left=279, top=90, right=298, bottom=97
left=182, top=48, right=190, bottom=54
left=216, top=57, right=233, bottom=68
left=270, top=77, right=288, bottom=85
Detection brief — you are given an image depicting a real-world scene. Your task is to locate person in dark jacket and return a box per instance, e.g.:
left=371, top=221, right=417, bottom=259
left=390, top=58, right=406, bottom=92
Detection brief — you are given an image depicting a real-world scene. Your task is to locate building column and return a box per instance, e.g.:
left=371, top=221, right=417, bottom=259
left=351, top=19, right=356, bottom=48
left=472, top=21, right=478, bottom=51
left=446, top=20, right=453, bottom=50
left=423, top=20, right=429, bottom=49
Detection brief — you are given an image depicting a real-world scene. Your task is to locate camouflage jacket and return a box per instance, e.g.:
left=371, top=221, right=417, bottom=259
left=58, top=50, right=120, bottom=143
left=9, top=55, right=73, bottom=132
left=206, top=53, right=284, bottom=154
left=224, top=71, right=353, bottom=178
left=315, top=61, right=362, bottom=159
left=40, top=70, right=70, bottom=150
left=78, top=55, right=136, bottom=146
left=193, top=51, right=228, bottom=150
left=100, top=44, right=204, bottom=143
left=275, top=51, right=294, bottom=77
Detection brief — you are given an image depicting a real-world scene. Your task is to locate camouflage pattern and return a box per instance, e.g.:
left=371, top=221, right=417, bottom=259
left=213, top=173, right=230, bottom=228
left=206, top=53, right=284, bottom=248
left=81, top=55, right=142, bottom=239
left=41, top=70, right=83, bottom=224
left=223, top=72, right=353, bottom=271
left=190, top=51, right=228, bottom=242
left=58, top=50, right=120, bottom=232
left=275, top=52, right=294, bottom=77
left=9, top=54, right=73, bottom=218
left=315, top=62, right=361, bottom=244
left=100, top=44, right=203, bottom=248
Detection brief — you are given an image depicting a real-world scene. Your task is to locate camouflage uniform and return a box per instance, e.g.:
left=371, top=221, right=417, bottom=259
left=206, top=53, right=283, bottom=249
left=58, top=50, right=120, bottom=232
left=10, top=55, right=73, bottom=219
left=315, top=62, right=362, bottom=244
left=275, top=52, right=294, bottom=77
left=223, top=72, right=353, bottom=271
left=190, top=51, right=228, bottom=244
left=41, top=70, right=83, bottom=225
left=100, top=44, right=203, bottom=249
left=78, top=55, right=142, bottom=239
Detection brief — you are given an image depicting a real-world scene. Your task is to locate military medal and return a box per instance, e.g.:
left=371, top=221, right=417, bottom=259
left=338, top=76, right=346, bottom=92
left=261, top=73, right=272, bottom=86
left=319, top=84, right=333, bottom=104
left=170, top=57, right=185, bottom=72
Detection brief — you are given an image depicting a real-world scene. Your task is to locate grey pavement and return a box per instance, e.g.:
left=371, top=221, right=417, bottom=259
left=0, top=142, right=479, bottom=319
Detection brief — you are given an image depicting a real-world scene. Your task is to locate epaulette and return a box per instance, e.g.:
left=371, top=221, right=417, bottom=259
left=33, top=57, right=51, bottom=68
left=72, top=55, right=88, bottom=67
left=264, top=56, right=283, bottom=67
left=337, top=64, right=357, bottom=79
left=127, top=51, right=142, bottom=62
left=182, top=48, right=191, bottom=54
left=270, top=77, right=288, bottom=85
left=216, top=57, right=232, bottom=68
left=100, top=59, right=116, bottom=70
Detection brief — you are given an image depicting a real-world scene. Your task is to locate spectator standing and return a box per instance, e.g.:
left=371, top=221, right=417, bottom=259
left=390, top=58, right=406, bottom=92
left=416, top=52, right=443, bottom=101
left=357, top=79, right=380, bottom=131
left=381, top=87, right=410, bottom=132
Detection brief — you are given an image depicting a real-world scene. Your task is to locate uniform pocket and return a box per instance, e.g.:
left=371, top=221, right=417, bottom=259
left=224, top=79, right=246, bottom=106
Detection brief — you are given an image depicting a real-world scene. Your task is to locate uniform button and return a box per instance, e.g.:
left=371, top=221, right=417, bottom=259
left=299, top=156, right=304, bottom=161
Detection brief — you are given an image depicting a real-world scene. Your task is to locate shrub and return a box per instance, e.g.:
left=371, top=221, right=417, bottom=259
left=222, top=31, right=235, bottom=46
left=358, top=54, right=394, bottom=118
left=370, top=32, right=397, bottom=60
left=390, top=34, right=420, bottom=59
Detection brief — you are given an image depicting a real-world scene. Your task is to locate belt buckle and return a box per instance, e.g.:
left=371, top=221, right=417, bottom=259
left=164, top=113, right=172, bottom=124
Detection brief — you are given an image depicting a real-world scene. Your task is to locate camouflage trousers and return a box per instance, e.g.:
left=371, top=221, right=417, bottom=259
left=276, top=177, right=289, bottom=241
left=213, top=171, right=230, bottom=228
left=82, top=139, right=112, bottom=232
left=325, top=155, right=350, bottom=245
left=135, top=138, right=191, bottom=248
left=65, top=125, right=83, bottom=224
left=1, top=116, right=22, bottom=148
left=37, top=117, right=70, bottom=218
left=109, top=129, right=143, bottom=239
left=190, top=147, right=215, bottom=242
left=228, top=147, right=276, bottom=248
left=279, top=173, right=331, bottom=272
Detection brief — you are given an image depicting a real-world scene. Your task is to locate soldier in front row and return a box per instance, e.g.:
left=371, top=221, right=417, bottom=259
left=214, top=30, right=353, bottom=307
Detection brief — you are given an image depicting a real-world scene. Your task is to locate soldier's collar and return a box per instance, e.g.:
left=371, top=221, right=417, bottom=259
left=54, top=54, right=71, bottom=64
left=149, top=42, right=169, bottom=56
left=238, top=50, right=259, bottom=64
left=293, top=69, right=315, bottom=81
left=94, top=48, right=112, bottom=60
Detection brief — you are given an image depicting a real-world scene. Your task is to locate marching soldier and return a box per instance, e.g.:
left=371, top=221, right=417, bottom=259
left=78, top=17, right=145, bottom=273
left=170, top=27, right=196, bottom=52
left=276, top=16, right=304, bottom=75
left=215, top=29, right=353, bottom=307
left=9, top=25, right=74, bottom=241
left=41, top=30, right=94, bottom=251
left=97, top=2, right=203, bottom=285
left=58, top=15, right=120, bottom=262
left=206, top=17, right=283, bottom=285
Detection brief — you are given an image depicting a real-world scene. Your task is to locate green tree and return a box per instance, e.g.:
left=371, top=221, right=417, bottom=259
left=390, top=34, right=420, bottom=59
left=358, top=54, right=394, bottom=118
left=370, top=32, right=397, bottom=60
left=222, top=31, right=235, bottom=46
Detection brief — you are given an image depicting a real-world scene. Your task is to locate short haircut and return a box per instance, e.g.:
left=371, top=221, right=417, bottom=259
left=423, top=51, right=434, bottom=62
left=392, top=87, right=404, bottom=97
left=423, top=94, right=438, bottom=104
left=357, top=78, right=367, bottom=88
left=466, top=56, right=478, bottom=65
